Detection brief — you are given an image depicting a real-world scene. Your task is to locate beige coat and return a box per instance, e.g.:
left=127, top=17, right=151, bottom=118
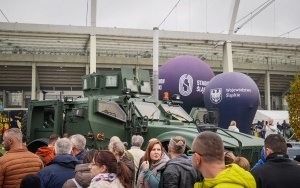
left=63, top=163, right=93, bottom=188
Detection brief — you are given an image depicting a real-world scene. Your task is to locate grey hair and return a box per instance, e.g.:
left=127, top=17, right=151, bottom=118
left=4, top=128, right=22, bottom=143
left=169, top=136, right=186, bottom=154
left=55, top=138, right=73, bottom=155
left=70, top=134, right=86, bottom=150
left=131, top=135, right=144, bottom=147
left=109, top=136, right=121, bottom=143
left=109, top=141, right=125, bottom=156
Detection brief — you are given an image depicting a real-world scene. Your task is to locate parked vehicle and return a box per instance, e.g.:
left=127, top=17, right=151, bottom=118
left=23, top=67, right=264, bottom=165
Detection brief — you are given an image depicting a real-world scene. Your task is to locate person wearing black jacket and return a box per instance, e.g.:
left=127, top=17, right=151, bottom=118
left=251, top=134, right=300, bottom=188
left=158, top=136, right=198, bottom=188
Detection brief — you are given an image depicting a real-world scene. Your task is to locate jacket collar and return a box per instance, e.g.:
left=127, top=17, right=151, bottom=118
left=266, top=152, right=289, bottom=162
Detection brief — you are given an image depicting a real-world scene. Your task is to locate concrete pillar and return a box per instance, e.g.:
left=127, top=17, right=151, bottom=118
left=86, top=63, right=89, bottom=75
left=152, top=27, right=159, bottom=101
left=89, top=0, right=97, bottom=74
left=282, top=97, right=288, bottom=110
left=90, top=35, right=96, bottom=74
left=31, top=63, right=36, bottom=100
left=223, top=41, right=233, bottom=72
left=264, top=70, right=271, bottom=110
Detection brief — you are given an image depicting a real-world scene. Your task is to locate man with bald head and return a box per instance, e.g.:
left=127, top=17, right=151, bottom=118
left=191, top=131, right=255, bottom=188
left=264, top=118, right=278, bottom=138
left=0, top=128, right=43, bottom=188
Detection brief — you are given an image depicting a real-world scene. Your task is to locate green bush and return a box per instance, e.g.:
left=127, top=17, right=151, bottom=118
left=286, top=75, right=300, bottom=141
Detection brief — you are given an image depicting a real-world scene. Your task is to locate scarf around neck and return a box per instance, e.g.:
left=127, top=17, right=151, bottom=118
left=90, top=173, right=117, bottom=184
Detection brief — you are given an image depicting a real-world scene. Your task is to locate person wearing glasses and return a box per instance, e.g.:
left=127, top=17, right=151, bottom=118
left=88, top=150, right=131, bottom=188
left=158, top=136, right=198, bottom=188
left=251, top=134, right=300, bottom=188
left=191, top=131, right=255, bottom=188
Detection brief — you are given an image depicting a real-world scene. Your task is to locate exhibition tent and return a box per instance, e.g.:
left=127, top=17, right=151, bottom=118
left=253, top=110, right=289, bottom=124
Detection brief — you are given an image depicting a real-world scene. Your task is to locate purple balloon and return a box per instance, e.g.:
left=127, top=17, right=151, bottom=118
left=203, top=72, right=260, bottom=133
left=159, top=55, right=215, bottom=112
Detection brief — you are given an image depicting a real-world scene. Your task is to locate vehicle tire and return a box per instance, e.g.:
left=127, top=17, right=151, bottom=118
left=27, top=138, right=49, bottom=153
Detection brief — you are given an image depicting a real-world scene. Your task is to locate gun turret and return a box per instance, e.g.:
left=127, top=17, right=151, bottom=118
left=82, top=67, right=152, bottom=97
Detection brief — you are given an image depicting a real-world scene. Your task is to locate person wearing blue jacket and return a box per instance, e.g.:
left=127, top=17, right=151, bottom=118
left=38, top=138, right=80, bottom=188
left=251, top=147, right=265, bottom=171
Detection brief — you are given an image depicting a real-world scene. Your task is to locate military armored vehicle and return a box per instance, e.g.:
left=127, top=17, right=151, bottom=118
left=23, top=67, right=264, bottom=166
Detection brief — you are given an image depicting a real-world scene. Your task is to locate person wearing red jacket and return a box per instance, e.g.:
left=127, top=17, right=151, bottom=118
left=35, top=133, right=59, bottom=165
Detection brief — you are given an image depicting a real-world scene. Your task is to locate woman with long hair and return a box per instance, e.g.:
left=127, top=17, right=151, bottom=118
left=88, top=150, right=131, bottom=188
left=136, top=139, right=169, bottom=188
left=109, top=141, right=135, bottom=186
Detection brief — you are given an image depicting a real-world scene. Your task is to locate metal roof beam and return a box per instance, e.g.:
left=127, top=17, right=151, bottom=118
left=1, top=22, right=300, bottom=46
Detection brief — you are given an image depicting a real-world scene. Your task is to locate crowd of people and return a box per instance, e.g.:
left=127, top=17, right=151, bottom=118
left=251, top=118, right=293, bottom=139
left=1, top=127, right=300, bottom=188
left=229, top=117, right=293, bottom=140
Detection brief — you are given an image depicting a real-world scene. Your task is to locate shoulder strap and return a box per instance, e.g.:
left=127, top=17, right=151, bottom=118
left=72, top=178, right=83, bottom=188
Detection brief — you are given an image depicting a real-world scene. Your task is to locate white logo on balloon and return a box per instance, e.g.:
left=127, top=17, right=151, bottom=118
left=210, top=88, right=222, bottom=104
left=179, top=74, right=193, bottom=96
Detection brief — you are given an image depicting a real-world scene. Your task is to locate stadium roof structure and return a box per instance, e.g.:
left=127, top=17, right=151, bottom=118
left=0, top=22, right=299, bottom=96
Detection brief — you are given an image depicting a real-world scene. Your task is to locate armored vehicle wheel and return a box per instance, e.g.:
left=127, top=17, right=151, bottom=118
left=27, top=138, right=49, bottom=153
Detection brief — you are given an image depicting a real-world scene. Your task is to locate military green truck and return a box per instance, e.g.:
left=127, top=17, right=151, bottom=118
left=23, top=67, right=264, bottom=166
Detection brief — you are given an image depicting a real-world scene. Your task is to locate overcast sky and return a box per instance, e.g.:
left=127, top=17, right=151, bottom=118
left=1, top=0, right=300, bottom=38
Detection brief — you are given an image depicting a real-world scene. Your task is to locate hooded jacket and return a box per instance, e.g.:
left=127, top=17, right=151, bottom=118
left=35, top=146, right=55, bottom=165
left=251, top=152, right=300, bottom=188
left=38, top=154, right=80, bottom=188
left=158, top=154, right=198, bottom=188
left=75, top=149, right=87, bottom=163
left=63, top=163, right=93, bottom=188
left=194, top=164, right=256, bottom=188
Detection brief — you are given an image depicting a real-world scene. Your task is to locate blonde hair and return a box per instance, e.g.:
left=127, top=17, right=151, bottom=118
left=234, top=156, right=250, bottom=171
left=224, top=151, right=236, bottom=165
left=230, top=120, right=237, bottom=126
